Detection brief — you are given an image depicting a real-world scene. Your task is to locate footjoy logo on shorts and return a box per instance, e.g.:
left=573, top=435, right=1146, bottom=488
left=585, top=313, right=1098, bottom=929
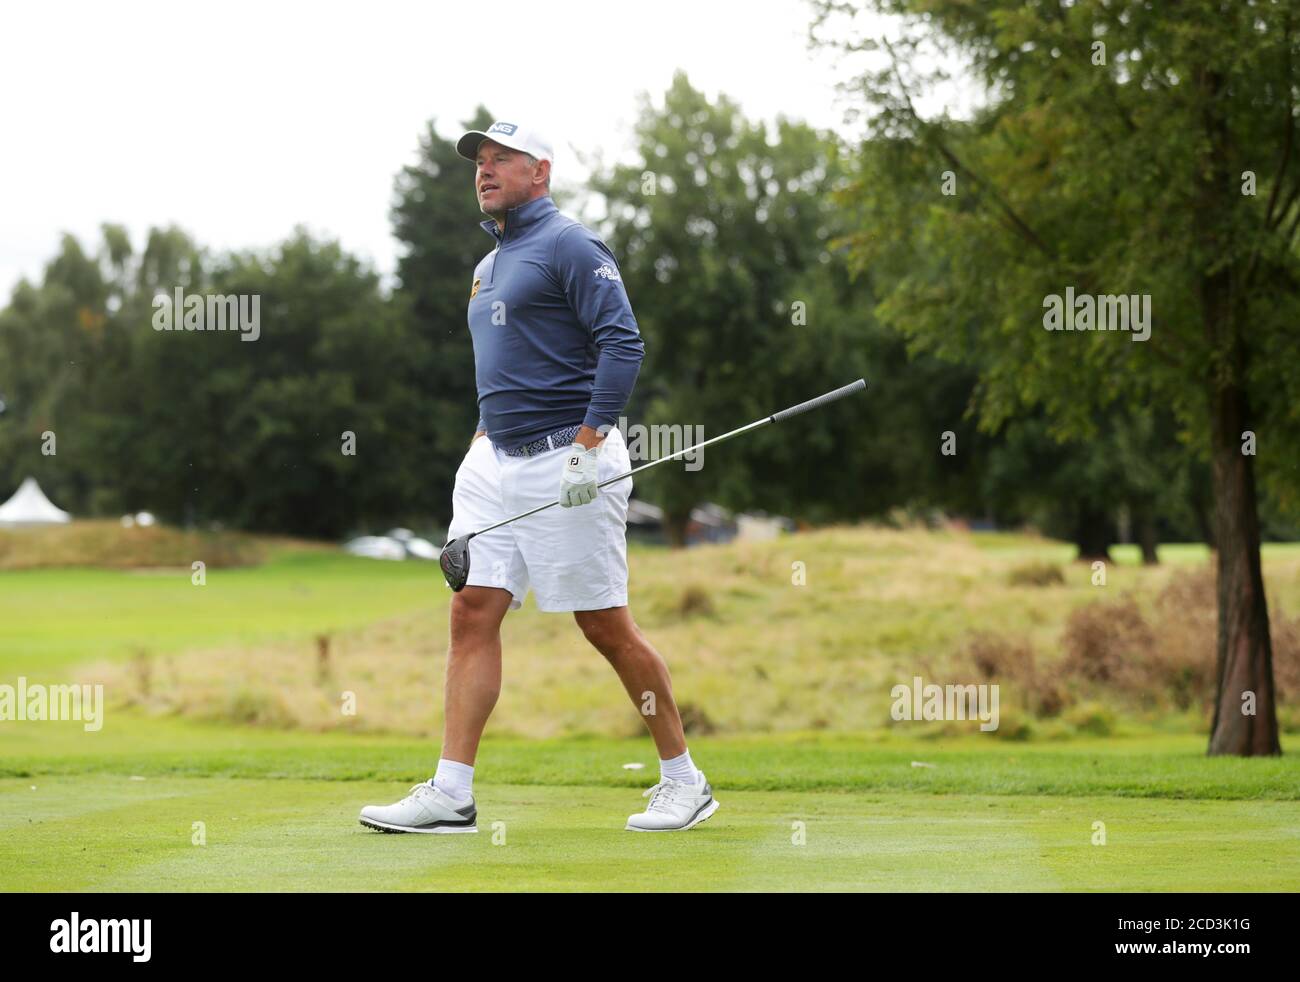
left=594, top=264, right=621, bottom=281
left=487, top=122, right=517, bottom=136
left=50, top=912, right=151, bottom=962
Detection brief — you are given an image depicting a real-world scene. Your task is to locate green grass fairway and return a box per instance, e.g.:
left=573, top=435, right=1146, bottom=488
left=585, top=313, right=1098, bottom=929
left=6, top=777, right=1297, bottom=892
left=0, top=552, right=438, bottom=676
left=2, top=716, right=1297, bottom=891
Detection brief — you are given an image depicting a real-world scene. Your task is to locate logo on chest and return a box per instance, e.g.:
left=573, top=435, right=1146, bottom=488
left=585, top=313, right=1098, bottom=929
left=470, top=277, right=481, bottom=300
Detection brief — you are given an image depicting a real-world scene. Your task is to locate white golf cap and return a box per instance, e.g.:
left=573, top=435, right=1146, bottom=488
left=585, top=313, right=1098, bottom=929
left=457, top=120, right=554, bottom=164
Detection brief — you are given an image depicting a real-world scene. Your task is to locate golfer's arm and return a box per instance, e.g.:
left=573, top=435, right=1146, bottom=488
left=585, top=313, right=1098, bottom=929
left=573, top=424, right=605, bottom=450
left=554, top=225, right=643, bottom=454
left=574, top=337, right=641, bottom=451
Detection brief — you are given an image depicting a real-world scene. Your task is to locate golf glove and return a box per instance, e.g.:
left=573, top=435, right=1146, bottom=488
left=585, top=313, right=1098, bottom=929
left=559, top=442, right=601, bottom=507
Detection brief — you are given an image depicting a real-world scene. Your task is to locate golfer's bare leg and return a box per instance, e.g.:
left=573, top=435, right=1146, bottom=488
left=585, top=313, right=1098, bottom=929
left=573, top=605, right=687, bottom=759
left=441, top=585, right=512, bottom=766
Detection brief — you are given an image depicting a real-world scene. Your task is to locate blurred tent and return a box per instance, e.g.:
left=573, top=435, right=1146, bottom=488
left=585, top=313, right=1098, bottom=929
left=343, top=536, right=407, bottom=561
left=0, top=477, right=71, bottom=526
left=386, top=527, right=438, bottom=560
left=404, top=538, right=438, bottom=560
left=343, top=529, right=440, bottom=561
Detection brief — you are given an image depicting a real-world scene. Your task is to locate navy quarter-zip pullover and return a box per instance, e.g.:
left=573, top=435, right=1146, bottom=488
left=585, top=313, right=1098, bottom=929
left=467, top=194, right=644, bottom=449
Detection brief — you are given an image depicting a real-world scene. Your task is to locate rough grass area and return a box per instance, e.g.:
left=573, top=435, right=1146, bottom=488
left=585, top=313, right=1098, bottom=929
left=0, top=519, right=313, bottom=570
left=65, top=528, right=1300, bottom=739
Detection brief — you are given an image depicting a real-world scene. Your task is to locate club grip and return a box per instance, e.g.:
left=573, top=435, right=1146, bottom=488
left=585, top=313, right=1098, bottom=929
left=770, top=379, right=867, bottom=423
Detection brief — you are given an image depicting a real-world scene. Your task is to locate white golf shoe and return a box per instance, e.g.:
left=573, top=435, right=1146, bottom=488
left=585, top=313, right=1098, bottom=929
left=359, top=782, right=478, bottom=834
left=625, top=772, right=719, bottom=832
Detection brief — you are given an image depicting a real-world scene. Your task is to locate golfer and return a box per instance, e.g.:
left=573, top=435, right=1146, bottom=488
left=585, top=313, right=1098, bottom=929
left=360, top=121, right=719, bottom=834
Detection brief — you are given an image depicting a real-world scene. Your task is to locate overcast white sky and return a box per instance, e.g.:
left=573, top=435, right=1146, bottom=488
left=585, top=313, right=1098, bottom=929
left=0, top=0, right=897, bottom=299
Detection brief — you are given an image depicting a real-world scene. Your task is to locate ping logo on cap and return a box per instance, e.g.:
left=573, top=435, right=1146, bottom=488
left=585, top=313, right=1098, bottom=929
left=488, top=122, right=517, bottom=136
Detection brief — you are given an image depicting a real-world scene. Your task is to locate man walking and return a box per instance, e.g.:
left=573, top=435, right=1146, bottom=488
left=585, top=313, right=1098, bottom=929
left=359, top=121, right=719, bottom=834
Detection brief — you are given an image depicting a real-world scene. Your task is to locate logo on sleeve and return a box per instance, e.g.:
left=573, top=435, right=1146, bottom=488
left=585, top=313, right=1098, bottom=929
left=470, top=277, right=481, bottom=299
left=594, top=264, right=621, bottom=281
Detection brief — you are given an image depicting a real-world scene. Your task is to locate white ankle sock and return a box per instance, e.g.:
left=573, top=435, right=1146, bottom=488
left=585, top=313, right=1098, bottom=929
left=431, top=758, right=474, bottom=800
left=660, top=749, right=700, bottom=785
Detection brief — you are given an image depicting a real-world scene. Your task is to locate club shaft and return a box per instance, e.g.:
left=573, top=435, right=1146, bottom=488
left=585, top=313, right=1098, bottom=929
left=467, top=378, right=866, bottom=540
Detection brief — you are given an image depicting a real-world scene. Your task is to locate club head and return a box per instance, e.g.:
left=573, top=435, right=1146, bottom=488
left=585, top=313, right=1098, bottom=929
left=439, top=535, right=472, bottom=591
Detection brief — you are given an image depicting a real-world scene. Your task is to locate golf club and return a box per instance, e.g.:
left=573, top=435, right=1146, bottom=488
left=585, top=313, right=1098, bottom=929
left=439, top=378, right=868, bottom=590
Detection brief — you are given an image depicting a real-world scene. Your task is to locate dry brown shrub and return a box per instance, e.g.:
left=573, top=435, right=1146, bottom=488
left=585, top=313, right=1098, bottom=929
left=1147, top=569, right=1217, bottom=711
left=1272, top=613, right=1300, bottom=703
left=1056, top=568, right=1298, bottom=714
left=954, top=631, right=1069, bottom=717
left=1059, top=596, right=1155, bottom=689
left=1006, top=562, right=1066, bottom=587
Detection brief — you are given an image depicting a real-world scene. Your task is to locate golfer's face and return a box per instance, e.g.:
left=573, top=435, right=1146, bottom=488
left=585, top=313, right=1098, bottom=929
left=475, top=140, right=537, bottom=215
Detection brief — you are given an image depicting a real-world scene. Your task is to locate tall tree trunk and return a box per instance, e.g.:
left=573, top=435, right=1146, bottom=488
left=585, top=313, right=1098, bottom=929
left=1206, top=378, right=1280, bottom=755
left=1073, top=505, right=1111, bottom=562
left=663, top=508, right=691, bottom=549
left=1136, top=507, right=1160, bottom=566
left=1128, top=500, right=1159, bottom=565
left=1197, top=64, right=1280, bottom=756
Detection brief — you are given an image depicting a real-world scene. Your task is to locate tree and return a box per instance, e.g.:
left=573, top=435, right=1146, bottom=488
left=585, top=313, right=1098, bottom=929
left=591, top=72, right=981, bottom=542
left=389, top=107, right=499, bottom=512
left=0, top=230, right=122, bottom=511
left=982, top=408, right=1198, bottom=562
left=815, top=0, right=1300, bottom=754
left=0, top=224, right=427, bottom=537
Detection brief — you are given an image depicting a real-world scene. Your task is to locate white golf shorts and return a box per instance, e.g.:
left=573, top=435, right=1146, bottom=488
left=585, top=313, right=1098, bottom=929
left=446, top=426, right=632, bottom=612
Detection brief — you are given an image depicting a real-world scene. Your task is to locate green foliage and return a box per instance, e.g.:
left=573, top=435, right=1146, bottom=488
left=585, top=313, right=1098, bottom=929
left=815, top=0, right=1300, bottom=510
left=592, top=71, right=980, bottom=528
left=0, top=225, right=437, bottom=535
left=2, top=51, right=1290, bottom=546
left=389, top=107, right=499, bottom=489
